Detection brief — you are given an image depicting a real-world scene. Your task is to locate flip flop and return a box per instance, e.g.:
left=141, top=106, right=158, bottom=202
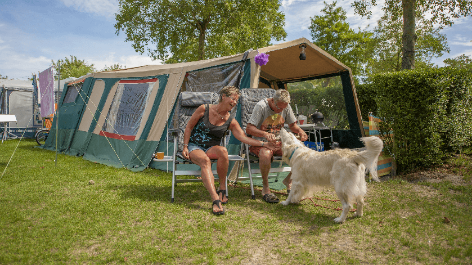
left=212, top=200, right=225, bottom=215
left=262, top=193, right=280, bottom=203
left=217, top=190, right=228, bottom=204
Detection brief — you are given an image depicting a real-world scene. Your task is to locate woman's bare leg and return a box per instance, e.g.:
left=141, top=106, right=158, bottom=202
left=206, top=146, right=229, bottom=203
left=189, top=149, right=223, bottom=213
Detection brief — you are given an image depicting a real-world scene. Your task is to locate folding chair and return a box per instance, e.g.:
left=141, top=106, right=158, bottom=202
left=238, top=88, right=292, bottom=199
left=154, top=91, right=244, bottom=202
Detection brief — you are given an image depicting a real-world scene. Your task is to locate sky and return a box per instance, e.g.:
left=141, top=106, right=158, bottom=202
left=1, top=0, right=471, bottom=80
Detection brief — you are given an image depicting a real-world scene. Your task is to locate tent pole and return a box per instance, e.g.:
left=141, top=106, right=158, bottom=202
left=166, top=95, right=168, bottom=172
left=55, top=63, right=60, bottom=167
left=1, top=85, right=6, bottom=142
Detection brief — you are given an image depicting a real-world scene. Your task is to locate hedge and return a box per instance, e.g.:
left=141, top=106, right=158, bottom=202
left=362, top=67, right=472, bottom=172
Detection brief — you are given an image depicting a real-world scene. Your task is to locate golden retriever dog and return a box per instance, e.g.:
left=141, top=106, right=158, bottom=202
left=279, top=128, right=383, bottom=223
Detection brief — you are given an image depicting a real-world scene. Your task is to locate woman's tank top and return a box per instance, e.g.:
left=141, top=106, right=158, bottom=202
left=189, top=104, right=235, bottom=149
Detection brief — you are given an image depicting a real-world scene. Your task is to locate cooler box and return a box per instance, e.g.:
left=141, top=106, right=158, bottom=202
left=304, top=141, right=324, bottom=151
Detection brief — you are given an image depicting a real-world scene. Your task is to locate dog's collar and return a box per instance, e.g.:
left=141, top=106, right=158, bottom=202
left=289, top=147, right=300, bottom=160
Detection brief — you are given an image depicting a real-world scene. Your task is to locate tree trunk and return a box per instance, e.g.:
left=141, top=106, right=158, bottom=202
left=402, top=0, right=416, bottom=69
left=198, top=30, right=205, bottom=60
left=197, top=20, right=207, bottom=61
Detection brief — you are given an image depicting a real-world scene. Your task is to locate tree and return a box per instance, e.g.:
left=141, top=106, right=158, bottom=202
left=443, top=54, right=472, bottom=70
left=309, top=1, right=374, bottom=78
left=115, top=0, right=286, bottom=63
left=352, top=0, right=472, bottom=70
left=52, top=56, right=95, bottom=79
left=366, top=7, right=449, bottom=74
left=101, top=64, right=126, bottom=72
left=0, top=74, right=8, bottom=79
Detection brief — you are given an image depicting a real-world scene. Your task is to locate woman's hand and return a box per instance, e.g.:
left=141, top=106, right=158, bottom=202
left=182, top=147, right=189, bottom=160
left=263, top=141, right=278, bottom=151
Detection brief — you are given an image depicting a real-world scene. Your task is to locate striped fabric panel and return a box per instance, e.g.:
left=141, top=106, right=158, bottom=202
left=377, top=153, right=393, bottom=176
left=369, top=114, right=393, bottom=137
left=368, top=114, right=393, bottom=176
left=363, top=121, right=370, bottom=136
left=368, top=115, right=383, bottom=136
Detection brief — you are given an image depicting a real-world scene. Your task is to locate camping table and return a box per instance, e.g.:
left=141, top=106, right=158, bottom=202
left=0, top=114, right=17, bottom=143
left=285, top=123, right=333, bottom=148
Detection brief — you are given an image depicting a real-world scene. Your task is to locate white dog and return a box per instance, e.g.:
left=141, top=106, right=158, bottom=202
left=279, top=128, right=383, bottom=223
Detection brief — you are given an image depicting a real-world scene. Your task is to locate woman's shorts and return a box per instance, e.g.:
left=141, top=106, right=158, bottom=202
left=187, top=143, right=212, bottom=154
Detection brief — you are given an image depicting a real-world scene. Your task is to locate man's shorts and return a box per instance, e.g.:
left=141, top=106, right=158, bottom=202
left=249, top=145, right=283, bottom=158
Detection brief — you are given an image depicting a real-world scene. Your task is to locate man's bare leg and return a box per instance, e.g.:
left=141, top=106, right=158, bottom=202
left=258, top=148, right=273, bottom=196
left=282, top=172, right=292, bottom=193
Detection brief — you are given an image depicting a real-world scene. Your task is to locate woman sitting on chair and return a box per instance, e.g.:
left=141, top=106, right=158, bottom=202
left=182, top=86, right=276, bottom=215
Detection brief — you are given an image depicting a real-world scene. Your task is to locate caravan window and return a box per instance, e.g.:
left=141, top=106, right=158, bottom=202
left=101, top=78, right=157, bottom=140
left=63, top=82, right=83, bottom=104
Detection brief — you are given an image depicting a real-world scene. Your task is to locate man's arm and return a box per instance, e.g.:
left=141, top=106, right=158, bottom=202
left=284, top=104, right=308, bottom=141
left=288, top=122, right=308, bottom=141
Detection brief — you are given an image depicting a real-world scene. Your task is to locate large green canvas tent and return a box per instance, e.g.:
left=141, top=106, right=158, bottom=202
left=42, top=38, right=365, bottom=171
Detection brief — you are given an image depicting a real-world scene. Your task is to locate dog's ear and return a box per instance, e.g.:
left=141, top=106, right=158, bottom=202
left=280, top=128, right=288, bottom=141
left=289, top=131, right=297, bottom=142
left=281, top=128, right=297, bottom=146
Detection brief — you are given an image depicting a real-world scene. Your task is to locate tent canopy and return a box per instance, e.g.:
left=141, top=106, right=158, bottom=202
left=90, top=38, right=351, bottom=87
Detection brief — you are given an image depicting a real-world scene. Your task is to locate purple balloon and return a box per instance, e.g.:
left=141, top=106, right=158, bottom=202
left=255, top=52, right=270, bottom=66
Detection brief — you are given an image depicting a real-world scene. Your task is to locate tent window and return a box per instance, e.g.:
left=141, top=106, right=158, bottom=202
left=287, top=76, right=350, bottom=130
left=101, top=78, right=157, bottom=140
left=184, top=62, right=243, bottom=93
left=63, top=83, right=83, bottom=104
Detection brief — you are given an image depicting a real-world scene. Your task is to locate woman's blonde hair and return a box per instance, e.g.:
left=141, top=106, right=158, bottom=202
left=219, top=86, right=241, bottom=102
left=273, top=89, right=290, bottom=104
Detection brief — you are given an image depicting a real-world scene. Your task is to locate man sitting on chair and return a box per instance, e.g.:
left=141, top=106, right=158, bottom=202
left=246, top=89, right=308, bottom=203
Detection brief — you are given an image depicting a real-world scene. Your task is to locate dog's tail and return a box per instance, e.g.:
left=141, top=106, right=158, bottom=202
left=354, top=137, right=384, bottom=181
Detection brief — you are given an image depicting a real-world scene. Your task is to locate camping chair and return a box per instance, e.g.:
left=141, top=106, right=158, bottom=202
left=239, top=88, right=292, bottom=199
left=154, top=91, right=244, bottom=202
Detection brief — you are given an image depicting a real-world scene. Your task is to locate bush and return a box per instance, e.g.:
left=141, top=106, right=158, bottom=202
left=355, top=83, right=378, bottom=120
left=369, top=67, right=472, bottom=172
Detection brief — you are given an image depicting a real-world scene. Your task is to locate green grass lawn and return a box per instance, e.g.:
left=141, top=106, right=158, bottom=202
left=1, top=139, right=471, bottom=264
